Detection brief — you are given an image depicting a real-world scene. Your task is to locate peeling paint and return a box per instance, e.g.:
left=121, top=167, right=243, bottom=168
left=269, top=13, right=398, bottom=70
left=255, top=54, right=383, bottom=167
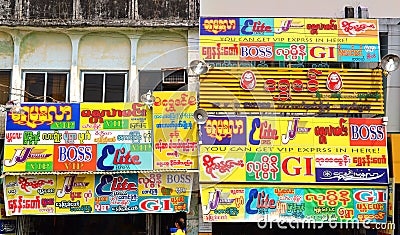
left=20, top=32, right=72, bottom=69
left=78, top=32, right=130, bottom=69
left=0, top=32, right=13, bottom=54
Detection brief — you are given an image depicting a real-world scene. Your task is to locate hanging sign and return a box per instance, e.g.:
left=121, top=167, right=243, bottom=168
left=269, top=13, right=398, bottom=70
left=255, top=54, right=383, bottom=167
left=200, top=17, right=380, bottom=62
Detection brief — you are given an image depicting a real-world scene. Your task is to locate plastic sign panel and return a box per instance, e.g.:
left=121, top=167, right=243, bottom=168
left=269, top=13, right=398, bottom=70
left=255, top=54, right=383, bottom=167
left=200, top=184, right=388, bottom=223
left=3, top=173, right=193, bottom=216
left=200, top=116, right=388, bottom=184
left=0, top=188, right=16, bottom=235
left=199, top=68, right=384, bottom=115
left=4, top=103, right=153, bottom=172
left=200, top=17, right=380, bottom=62
left=152, top=91, right=198, bottom=170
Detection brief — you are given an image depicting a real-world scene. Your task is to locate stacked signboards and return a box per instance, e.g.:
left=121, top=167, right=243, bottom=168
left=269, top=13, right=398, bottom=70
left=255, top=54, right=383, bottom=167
left=198, top=17, right=389, bottom=224
left=2, top=92, right=197, bottom=216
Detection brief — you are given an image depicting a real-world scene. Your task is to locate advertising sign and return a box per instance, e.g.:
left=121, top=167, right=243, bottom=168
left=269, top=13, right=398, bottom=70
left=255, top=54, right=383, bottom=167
left=199, top=68, right=384, bottom=114
left=4, top=103, right=153, bottom=172
left=3, top=173, right=193, bottom=216
left=0, top=188, right=16, bottom=235
left=152, top=91, right=198, bottom=170
left=5, top=175, right=57, bottom=215
left=200, top=184, right=388, bottom=223
left=200, top=116, right=388, bottom=184
left=55, top=174, right=95, bottom=214
left=200, top=17, right=380, bottom=62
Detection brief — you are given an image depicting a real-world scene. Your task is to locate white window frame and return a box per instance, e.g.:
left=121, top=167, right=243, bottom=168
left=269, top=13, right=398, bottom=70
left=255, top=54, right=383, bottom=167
left=22, top=71, right=70, bottom=102
left=81, top=71, right=128, bottom=102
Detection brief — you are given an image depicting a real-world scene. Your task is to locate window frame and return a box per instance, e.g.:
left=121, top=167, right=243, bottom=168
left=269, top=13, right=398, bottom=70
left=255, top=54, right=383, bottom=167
left=22, top=71, right=70, bottom=102
left=81, top=71, right=128, bottom=103
left=0, top=70, right=12, bottom=105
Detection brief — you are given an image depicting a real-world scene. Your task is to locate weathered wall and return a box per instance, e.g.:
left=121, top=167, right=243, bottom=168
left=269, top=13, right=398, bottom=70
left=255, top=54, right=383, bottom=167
left=0, top=31, right=13, bottom=69
left=78, top=32, right=130, bottom=70
left=0, top=0, right=199, bottom=27
left=20, top=32, right=71, bottom=69
left=137, top=32, right=187, bottom=70
left=1, top=28, right=190, bottom=103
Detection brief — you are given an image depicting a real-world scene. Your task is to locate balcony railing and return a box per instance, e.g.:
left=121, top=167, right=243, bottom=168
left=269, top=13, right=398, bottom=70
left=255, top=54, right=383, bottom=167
left=0, top=0, right=199, bottom=26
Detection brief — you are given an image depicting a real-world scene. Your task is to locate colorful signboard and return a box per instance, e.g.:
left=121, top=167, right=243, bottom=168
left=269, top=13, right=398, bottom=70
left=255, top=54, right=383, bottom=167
left=199, top=68, right=384, bottom=114
left=200, top=184, right=388, bottom=223
left=0, top=189, right=16, bottom=235
left=152, top=91, right=198, bottom=170
left=200, top=116, right=388, bottom=184
left=4, top=103, right=154, bottom=172
left=3, top=173, right=193, bottom=216
left=200, top=18, right=380, bottom=62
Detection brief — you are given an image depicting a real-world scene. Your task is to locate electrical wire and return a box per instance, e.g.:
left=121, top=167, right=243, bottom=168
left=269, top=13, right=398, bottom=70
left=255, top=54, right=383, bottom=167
left=0, top=83, right=62, bottom=104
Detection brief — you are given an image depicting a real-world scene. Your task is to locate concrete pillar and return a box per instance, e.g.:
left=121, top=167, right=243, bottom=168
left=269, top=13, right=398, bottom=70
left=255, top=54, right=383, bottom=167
left=187, top=29, right=200, bottom=92
left=127, top=34, right=140, bottom=102
left=385, top=24, right=400, bottom=132
left=68, top=33, right=83, bottom=102
left=10, top=33, right=22, bottom=102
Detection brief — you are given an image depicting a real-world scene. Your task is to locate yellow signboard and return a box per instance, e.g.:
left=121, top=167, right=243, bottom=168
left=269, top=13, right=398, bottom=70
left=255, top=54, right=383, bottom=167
left=3, top=173, right=194, bottom=215
left=200, top=17, right=380, bottom=62
left=80, top=103, right=152, bottom=130
left=199, top=68, right=384, bottom=114
left=152, top=91, right=198, bottom=169
left=200, top=184, right=388, bottom=223
left=200, top=116, right=388, bottom=184
left=5, top=175, right=57, bottom=215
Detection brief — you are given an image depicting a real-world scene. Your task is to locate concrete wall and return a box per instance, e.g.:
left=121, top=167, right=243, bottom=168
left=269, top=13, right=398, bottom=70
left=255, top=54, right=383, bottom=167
left=0, top=28, right=189, bottom=104
left=0, top=31, right=13, bottom=69
left=137, top=32, right=188, bottom=70
left=78, top=33, right=130, bottom=70
left=20, top=32, right=72, bottom=69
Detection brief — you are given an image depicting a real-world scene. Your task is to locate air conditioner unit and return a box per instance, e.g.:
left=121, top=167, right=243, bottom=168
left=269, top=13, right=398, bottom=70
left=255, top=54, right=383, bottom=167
left=162, top=68, right=186, bottom=84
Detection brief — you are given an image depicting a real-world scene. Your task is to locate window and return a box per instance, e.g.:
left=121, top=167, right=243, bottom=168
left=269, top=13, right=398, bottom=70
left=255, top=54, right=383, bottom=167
left=139, top=69, right=187, bottom=96
left=23, top=72, right=69, bottom=102
left=82, top=72, right=127, bottom=102
left=0, top=71, right=11, bottom=104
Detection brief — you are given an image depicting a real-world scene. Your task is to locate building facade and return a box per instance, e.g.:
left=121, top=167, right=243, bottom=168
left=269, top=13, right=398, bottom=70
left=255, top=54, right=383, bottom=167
left=0, top=0, right=200, bottom=234
left=1, top=0, right=400, bottom=235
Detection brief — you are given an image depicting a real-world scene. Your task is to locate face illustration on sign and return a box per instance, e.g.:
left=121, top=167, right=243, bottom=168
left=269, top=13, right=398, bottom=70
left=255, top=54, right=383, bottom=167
left=326, top=72, right=343, bottom=92
left=240, top=71, right=257, bottom=91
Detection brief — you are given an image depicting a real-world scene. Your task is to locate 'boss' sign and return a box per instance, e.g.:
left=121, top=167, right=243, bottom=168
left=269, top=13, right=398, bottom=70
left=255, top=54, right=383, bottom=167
left=349, top=119, right=386, bottom=146
left=54, top=144, right=97, bottom=171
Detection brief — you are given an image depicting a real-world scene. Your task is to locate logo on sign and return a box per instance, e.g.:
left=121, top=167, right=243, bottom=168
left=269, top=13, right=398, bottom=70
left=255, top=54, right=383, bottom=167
left=18, top=176, right=54, bottom=193
left=249, top=118, right=278, bottom=145
left=245, top=188, right=277, bottom=214
left=340, top=19, right=376, bottom=36
left=202, top=19, right=237, bottom=34
left=240, top=19, right=272, bottom=35
left=5, top=147, right=52, bottom=167
left=139, top=199, right=172, bottom=212
left=202, top=154, right=244, bottom=179
left=203, top=118, right=245, bottom=142
left=354, top=190, right=385, bottom=203
left=240, top=45, right=273, bottom=60
left=326, top=72, right=343, bottom=92
left=58, top=146, right=93, bottom=162
left=240, top=71, right=257, bottom=91
left=95, top=175, right=138, bottom=196
left=203, top=190, right=235, bottom=214
left=350, top=124, right=384, bottom=141
left=97, top=145, right=141, bottom=171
